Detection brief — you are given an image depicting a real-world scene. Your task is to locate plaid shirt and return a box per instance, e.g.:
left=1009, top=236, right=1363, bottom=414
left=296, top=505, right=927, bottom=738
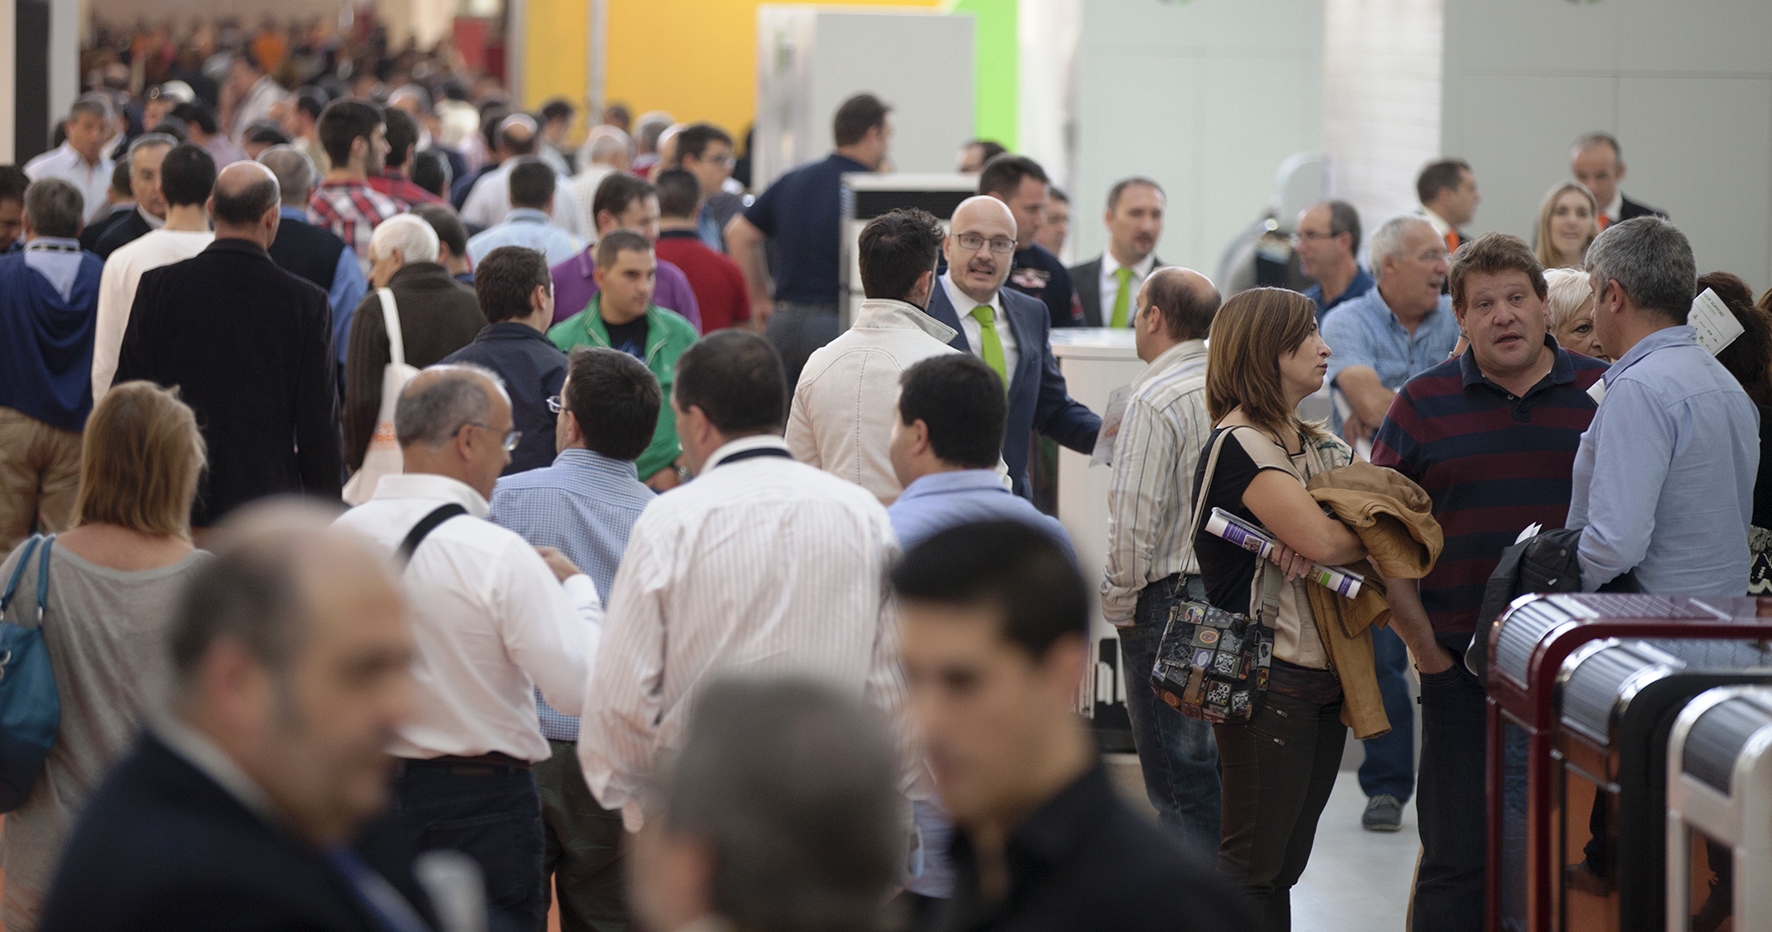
left=309, top=180, right=401, bottom=272
left=367, top=171, right=445, bottom=211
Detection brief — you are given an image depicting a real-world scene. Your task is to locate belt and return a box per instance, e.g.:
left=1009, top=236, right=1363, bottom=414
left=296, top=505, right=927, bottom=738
left=402, top=752, right=533, bottom=771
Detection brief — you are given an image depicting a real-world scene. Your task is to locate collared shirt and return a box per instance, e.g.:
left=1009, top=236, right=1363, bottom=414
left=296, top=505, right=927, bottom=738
left=1371, top=338, right=1607, bottom=634
left=1568, top=326, right=1759, bottom=595
left=24, top=143, right=115, bottom=224
left=310, top=180, right=401, bottom=273
left=441, top=323, right=570, bottom=475
left=490, top=449, right=655, bottom=742
left=550, top=248, right=703, bottom=332
left=466, top=208, right=584, bottom=267
left=1097, top=252, right=1157, bottom=327
left=578, top=434, right=920, bottom=830
left=366, top=170, right=444, bottom=211
left=1600, top=191, right=1625, bottom=227
left=942, top=273, right=1021, bottom=386
left=568, top=164, right=615, bottom=238
left=742, top=152, right=870, bottom=305
left=786, top=297, right=962, bottom=503
left=333, top=473, right=601, bottom=763
left=23, top=237, right=86, bottom=301
left=1302, top=265, right=1374, bottom=322
left=890, top=470, right=1075, bottom=560
left=92, top=228, right=215, bottom=399
left=1321, top=286, right=1459, bottom=436
left=1420, top=206, right=1456, bottom=244
left=460, top=163, right=591, bottom=241
left=279, top=205, right=368, bottom=364
left=1100, top=339, right=1211, bottom=626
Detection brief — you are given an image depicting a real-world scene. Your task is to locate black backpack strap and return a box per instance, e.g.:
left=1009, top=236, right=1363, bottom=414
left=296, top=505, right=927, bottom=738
left=397, top=504, right=468, bottom=569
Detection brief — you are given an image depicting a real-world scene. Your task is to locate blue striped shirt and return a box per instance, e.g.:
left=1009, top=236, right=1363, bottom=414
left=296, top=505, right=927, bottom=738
left=490, top=448, right=656, bottom=740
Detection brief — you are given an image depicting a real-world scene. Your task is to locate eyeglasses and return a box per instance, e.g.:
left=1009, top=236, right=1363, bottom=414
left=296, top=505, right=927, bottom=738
left=545, top=395, right=565, bottom=415
left=1290, top=230, right=1338, bottom=244
left=457, top=422, right=522, bottom=452
left=955, top=232, right=1016, bottom=255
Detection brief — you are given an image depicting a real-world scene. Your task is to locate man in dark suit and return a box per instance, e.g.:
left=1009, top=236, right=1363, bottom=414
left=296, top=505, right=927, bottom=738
left=92, top=133, right=178, bottom=259
left=115, top=160, right=343, bottom=529
left=923, top=195, right=1100, bottom=498
left=1572, top=132, right=1668, bottom=230
left=259, top=144, right=369, bottom=380
left=40, top=506, right=444, bottom=932
left=1071, top=176, right=1166, bottom=327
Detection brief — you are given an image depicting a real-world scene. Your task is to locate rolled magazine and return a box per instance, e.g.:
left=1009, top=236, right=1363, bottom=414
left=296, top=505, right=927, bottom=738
left=1203, top=508, right=1366, bottom=599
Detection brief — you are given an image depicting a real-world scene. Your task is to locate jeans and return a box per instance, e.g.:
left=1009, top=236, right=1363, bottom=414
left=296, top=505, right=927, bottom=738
left=1358, top=625, right=1416, bottom=801
left=536, top=741, right=629, bottom=932
left=1412, top=647, right=1487, bottom=932
left=764, top=302, right=840, bottom=387
left=1119, top=574, right=1221, bottom=856
left=1215, top=688, right=1347, bottom=931
left=356, top=758, right=547, bottom=932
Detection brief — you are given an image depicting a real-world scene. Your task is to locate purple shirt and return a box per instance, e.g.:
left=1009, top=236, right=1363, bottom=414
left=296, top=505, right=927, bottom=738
left=549, top=249, right=702, bottom=333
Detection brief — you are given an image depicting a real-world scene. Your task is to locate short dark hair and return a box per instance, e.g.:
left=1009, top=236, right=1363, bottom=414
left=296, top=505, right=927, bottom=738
left=474, top=246, right=553, bottom=324
left=892, top=521, right=1088, bottom=658
left=977, top=155, right=1048, bottom=199
left=507, top=160, right=557, bottom=210
left=654, top=168, right=700, bottom=219
left=674, top=330, right=787, bottom=436
left=0, top=165, right=29, bottom=204
left=294, top=87, right=328, bottom=121
left=382, top=106, right=419, bottom=169
left=1573, top=132, right=1622, bottom=162
left=592, top=173, right=655, bottom=227
left=538, top=97, right=575, bottom=125
left=1448, top=233, right=1547, bottom=311
left=109, top=158, right=133, bottom=197
left=1417, top=159, right=1472, bottom=206
left=318, top=99, right=384, bottom=170
left=966, top=139, right=1007, bottom=164
left=1703, top=272, right=1772, bottom=407
left=168, top=533, right=306, bottom=692
left=244, top=122, right=289, bottom=148
left=898, top=355, right=1005, bottom=469
left=833, top=94, right=889, bottom=148
left=858, top=207, right=943, bottom=301
left=23, top=178, right=84, bottom=237
left=160, top=143, right=218, bottom=209
left=170, top=101, right=219, bottom=136
left=1145, top=269, right=1221, bottom=342
left=1048, top=186, right=1069, bottom=205
left=676, top=122, right=733, bottom=163
left=410, top=149, right=453, bottom=199
left=565, top=347, right=661, bottom=462
left=413, top=203, right=468, bottom=258
left=595, top=228, right=652, bottom=271
left=1325, top=199, right=1362, bottom=255
left=1106, top=176, right=1163, bottom=212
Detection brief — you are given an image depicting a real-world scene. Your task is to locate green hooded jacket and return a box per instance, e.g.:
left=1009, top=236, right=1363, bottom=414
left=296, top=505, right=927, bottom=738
left=547, top=296, right=699, bottom=480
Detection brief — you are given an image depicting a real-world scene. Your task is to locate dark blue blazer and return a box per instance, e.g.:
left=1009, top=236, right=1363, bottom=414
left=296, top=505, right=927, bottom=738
left=925, top=283, right=1101, bottom=497
left=40, top=731, right=439, bottom=932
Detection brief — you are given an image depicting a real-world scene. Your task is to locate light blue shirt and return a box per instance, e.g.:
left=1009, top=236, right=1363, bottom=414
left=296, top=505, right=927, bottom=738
left=466, top=208, right=583, bottom=268
left=279, top=206, right=368, bottom=367
left=490, top=447, right=656, bottom=741
left=23, top=238, right=87, bottom=301
left=1568, top=325, right=1759, bottom=595
left=888, top=469, right=1077, bottom=563
left=1321, top=286, right=1459, bottom=436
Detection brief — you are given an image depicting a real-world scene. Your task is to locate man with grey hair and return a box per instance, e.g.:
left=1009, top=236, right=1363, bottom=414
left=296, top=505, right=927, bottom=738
left=627, top=677, right=905, bottom=932
left=25, top=93, right=116, bottom=224
left=261, top=144, right=369, bottom=373
left=1296, top=199, right=1373, bottom=321
left=1570, top=216, right=1756, bottom=596
left=338, top=364, right=602, bottom=932
left=92, top=133, right=178, bottom=259
left=571, top=126, right=631, bottom=237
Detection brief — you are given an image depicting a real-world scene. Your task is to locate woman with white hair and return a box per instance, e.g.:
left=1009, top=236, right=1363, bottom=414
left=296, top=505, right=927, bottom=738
left=1543, top=267, right=1606, bottom=361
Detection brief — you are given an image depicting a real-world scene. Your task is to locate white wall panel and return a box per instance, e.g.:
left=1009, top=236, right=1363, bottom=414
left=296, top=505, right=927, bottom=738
left=1448, top=74, right=1615, bottom=242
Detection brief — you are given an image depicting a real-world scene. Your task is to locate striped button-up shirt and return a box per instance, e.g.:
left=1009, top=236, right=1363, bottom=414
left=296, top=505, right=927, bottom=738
left=309, top=180, right=401, bottom=273
left=490, top=448, right=655, bottom=741
left=577, top=435, right=923, bottom=829
left=1100, top=339, right=1212, bottom=626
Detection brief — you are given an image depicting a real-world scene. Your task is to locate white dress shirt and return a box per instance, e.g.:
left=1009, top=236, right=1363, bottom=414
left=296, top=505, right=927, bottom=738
left=461, top=163, right=591, bottom=241
left=1099, top=339, right=1212, bottom=626
left=786, top=298, right=960, bottom=504
left=92, top=229, right=215, bottom=399
left=941, top=272, right=1020, bottom=387
left=1600, top=190, right=1625, bottom=227
left=1098, top=251, right=1158, bottom=326
left=334, top=473, right=601, bottom=763
left=24, top=143, right=115, bottom=224
left=578, top=435, right=923, bottom=830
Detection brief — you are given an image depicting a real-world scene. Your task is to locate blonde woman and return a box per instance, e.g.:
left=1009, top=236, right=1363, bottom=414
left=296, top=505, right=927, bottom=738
left=1544, top=267, right=1607, bottom=361
left=1193, top=288, right=1371, bottom=930
left=1534, top=182, right=1598, bottom=270
left=0, top=382, right=212, bottom=932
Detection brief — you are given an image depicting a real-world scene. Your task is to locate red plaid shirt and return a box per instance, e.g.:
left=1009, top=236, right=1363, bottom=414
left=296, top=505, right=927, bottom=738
left=367, top=171, right=444, bottom=211
left=309, top=180, right=401, bottom=271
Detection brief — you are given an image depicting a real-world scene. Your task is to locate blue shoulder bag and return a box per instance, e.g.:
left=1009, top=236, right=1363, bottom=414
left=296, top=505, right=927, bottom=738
left=0, top=534, right=60, bottom=811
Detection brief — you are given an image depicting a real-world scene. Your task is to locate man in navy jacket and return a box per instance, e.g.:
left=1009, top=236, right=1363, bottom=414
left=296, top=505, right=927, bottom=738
left=923, top=196, right=1099, bottom=498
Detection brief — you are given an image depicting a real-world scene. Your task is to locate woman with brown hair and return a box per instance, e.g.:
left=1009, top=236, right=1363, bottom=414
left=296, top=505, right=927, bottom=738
left=0, top=381, right=212, bottom=932
left=1192, top=287, right=1371, bottom=930
left=1534, top=181, right=1599, bottom=270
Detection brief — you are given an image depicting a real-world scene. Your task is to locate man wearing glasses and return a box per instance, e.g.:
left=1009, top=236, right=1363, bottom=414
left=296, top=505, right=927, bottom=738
left=443, top=245, right=571, bottom=474
left=924, top=195, right=1100, bottom=499
left=1295, top=199, right=1373, bottom=323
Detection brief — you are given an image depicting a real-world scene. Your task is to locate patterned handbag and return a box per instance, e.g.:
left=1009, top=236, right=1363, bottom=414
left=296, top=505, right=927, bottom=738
left=1150, top=428, right=1282, bottom=724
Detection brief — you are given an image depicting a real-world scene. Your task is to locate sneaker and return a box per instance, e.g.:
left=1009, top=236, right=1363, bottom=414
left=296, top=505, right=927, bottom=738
left=1362, top=794, right=1404, bottom=832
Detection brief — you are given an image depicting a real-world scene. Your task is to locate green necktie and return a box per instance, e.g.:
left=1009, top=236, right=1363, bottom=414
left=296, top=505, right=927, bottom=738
left=1110, top=266, right=1135, bottom=328
left=970, top=305, right=1009, bottom=391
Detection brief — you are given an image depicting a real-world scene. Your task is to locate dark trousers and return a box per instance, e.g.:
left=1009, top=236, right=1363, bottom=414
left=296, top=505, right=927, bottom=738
left=537, top=740, right=629, bottom=932
left=1412, top=651, right=1488, bottom=932
left=764, top=302, right=840, bottom=387
left=357, top=758, right=547, bottom=932
left=1120, top=574, right=1221, bottom=856
left=1215, top=689, right=1347, bottom=931
left=1358, top=626, right=1416, bottom=801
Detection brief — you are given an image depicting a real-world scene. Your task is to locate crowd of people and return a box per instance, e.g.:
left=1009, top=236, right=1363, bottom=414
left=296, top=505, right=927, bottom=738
left=3, top=22, right=1771, bottom=932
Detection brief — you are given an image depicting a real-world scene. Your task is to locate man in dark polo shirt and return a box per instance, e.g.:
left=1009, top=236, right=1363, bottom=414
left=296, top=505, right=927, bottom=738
left=726, top=93, right=891, bottom=385
left=978, top=155, right=1082, bottom=329
left=1370, top=232, right=1607, bottom=932
left=894, top=521, right=1252, bottom=932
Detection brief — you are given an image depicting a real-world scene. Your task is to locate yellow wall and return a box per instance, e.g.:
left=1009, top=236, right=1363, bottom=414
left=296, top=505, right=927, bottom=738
left=520, top=0, right=589, bottom=111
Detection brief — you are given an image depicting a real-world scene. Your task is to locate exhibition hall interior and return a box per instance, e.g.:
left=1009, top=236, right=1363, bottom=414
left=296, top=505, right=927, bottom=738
left=3, top=1, right=1772, bottom=931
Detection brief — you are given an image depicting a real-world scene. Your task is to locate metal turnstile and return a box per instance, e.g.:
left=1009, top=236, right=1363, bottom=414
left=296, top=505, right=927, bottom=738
left=1483, top=593, right=1772, bottom=931
left=1668, top=686, right=1772, bottom=932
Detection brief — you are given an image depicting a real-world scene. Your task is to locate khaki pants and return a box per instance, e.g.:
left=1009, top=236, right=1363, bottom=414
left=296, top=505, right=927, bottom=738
left=0, top=407, right=82, bottom=553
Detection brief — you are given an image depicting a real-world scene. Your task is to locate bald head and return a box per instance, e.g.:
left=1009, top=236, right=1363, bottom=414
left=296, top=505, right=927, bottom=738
left=944, top=196, right=1019, bottom=304
left=952, top=195, right=1017, bottom=238
left=211, top=161, right=282, bottom=244
left=1140, top=267, right=1220, bottom=345
left=498, top=114, right=538, bottom=157
left=395, top=364, right=514, bottom=501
